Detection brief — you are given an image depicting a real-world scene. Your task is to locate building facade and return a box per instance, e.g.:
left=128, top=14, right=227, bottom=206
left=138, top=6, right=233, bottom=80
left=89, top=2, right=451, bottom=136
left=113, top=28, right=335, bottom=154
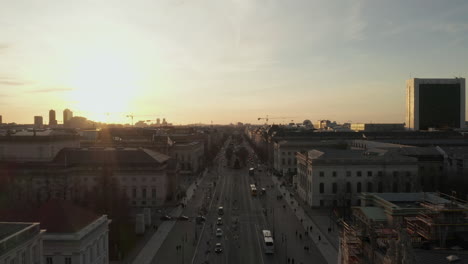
left=0, top=134, right=80, bottom=162
left=406, top=78, right=466, bottom=130
left=273, top=140, right=346, bottom=176
left=0, top=148, right=178, bottom=208
left=0, top=222, right=44, bottom=264
left=350, top=123, right=405, bottom=132
left=171, top=141, right=204, bottom=174
left=63, top=109, right=73, bottom=127
left=34, top=116, right=43, bottom=128
left=48, top=110, right=57, bottom=126
left=42, top=213, right=111, bottom=264
left=296, top=149, right=419, bottom=208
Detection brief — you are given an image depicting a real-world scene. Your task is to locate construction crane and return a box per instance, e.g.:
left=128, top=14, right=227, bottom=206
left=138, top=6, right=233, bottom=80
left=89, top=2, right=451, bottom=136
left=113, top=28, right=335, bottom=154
left=126, top=114, right=134, bottom=126
left=126, top=114, right=163, bottom=126
left=257, top=115, right=297, bottom=125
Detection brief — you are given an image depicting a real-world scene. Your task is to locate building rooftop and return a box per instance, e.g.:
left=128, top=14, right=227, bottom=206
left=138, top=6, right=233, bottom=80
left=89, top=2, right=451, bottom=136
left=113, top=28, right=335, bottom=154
left=306, top=148, right=416, bottom=163
left=0, top=200, right=100, bottom=233
left=53, top=147, right=168, bottom=167
left=0, top=223, right=34, bottom=240
left=355, top=207, right=387, bottom=222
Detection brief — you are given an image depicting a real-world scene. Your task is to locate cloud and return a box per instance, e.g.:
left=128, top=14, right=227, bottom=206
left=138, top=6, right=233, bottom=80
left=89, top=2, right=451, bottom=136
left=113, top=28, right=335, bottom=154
left=0, top=76, right=26, bottom=86
left=0, top=80, right=25, bottom=86
left=30, top=88, right=74, bottom=93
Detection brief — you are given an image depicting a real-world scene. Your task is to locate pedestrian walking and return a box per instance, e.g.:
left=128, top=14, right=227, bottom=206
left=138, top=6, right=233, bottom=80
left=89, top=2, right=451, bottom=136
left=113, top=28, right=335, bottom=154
left=318, top=235, right=321, bottom=241
left=299, top=234, right=302, bottom=240
left=292, top=258, right=295, bottom=264
left=288, top=258, right=290, bottom=263
left=328, top=227, right=331, bottom=233
left=295, top=230, right=298, bottom=236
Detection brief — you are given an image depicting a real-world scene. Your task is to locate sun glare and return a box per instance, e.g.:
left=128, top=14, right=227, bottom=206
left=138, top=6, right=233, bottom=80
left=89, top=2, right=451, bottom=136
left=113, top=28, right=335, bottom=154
left=65, top=50, right=142, bottom=123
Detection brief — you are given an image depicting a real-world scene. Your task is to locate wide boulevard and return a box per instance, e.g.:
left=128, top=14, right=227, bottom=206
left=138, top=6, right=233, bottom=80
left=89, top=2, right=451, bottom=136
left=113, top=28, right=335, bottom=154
left=153, top=139, right=327, bottom=264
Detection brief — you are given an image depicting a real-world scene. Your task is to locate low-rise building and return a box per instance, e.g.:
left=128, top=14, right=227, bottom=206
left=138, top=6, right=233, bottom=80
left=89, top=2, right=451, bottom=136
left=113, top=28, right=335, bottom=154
left=171, top=141, right=204, bottom=175
left=296, top=148, right=419, bottom=208
left=273, top=139, right=346, bottom=176
left=0, top=201, right=111, bottom=264
left=350, top=123, right=405, bottom=132
left=0, top=222, right=44, bottom=264
left=0, top=147, right=178, bottom=208
left=0, top=133, right=80, bottom=162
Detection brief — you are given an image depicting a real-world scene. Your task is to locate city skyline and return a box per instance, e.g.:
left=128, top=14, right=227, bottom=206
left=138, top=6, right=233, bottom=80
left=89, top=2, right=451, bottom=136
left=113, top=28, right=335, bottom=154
left=1, top=0, right=468, bottom=124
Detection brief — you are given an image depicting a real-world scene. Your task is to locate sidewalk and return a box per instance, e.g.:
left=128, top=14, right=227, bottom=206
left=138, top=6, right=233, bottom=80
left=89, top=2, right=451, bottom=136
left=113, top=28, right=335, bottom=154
left=131, top=170, right=208, bottom=264
left=272, top=175, right=339, bottom=264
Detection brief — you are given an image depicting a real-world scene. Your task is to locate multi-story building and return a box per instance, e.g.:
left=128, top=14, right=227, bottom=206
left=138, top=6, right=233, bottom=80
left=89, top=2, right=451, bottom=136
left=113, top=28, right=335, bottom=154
left=273, top=140, right=346, bottom=176
left=34, top=116, right=43, bottom=128
left=171, top=141, right=204, bottom=174
left=48, top=110, right=57, bottom=126
left=0, top=201, right=111, bottom=264
left=406, top=78, right=466, bottom=131
left=0, top=133, right=80, bottom=162
left=350, top=123, right=405, bottom=132
left=0, top=222, right=44, bottom=264
left=296, top=148, right=419, bottom=208
left=63, top=109, right=73, bottom=127
left=0, top=147, right=178, bottom=208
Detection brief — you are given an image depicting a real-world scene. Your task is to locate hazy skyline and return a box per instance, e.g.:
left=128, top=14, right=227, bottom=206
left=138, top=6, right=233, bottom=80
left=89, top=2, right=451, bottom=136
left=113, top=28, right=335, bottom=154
left=1, top=0, right=468, bottom=125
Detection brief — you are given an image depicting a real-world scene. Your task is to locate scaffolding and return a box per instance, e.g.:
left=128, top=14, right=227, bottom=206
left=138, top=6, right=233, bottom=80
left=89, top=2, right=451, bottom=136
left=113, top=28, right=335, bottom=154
left=406, top=193, right=468, bottom=247
left=341, top=220, right=362, bottom=264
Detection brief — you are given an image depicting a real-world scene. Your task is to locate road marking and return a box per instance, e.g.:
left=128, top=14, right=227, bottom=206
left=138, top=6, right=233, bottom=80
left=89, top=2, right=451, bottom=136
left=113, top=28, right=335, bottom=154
left=191, top=144, right=230, bottom=264
left=254, top=224, right=266, bottom=264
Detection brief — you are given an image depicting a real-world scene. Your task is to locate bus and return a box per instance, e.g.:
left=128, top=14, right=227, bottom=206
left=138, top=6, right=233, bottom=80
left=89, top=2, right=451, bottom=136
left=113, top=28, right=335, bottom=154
left=249, top=168, right=255, bottom=176
left=262, top=230, right=274, bottom=254
left=250, top=184, right=257, bottom=196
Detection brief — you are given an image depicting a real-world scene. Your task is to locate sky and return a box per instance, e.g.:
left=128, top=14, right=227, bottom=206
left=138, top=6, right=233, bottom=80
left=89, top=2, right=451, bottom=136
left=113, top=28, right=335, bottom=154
left=1, top=0, right=468, bottom=125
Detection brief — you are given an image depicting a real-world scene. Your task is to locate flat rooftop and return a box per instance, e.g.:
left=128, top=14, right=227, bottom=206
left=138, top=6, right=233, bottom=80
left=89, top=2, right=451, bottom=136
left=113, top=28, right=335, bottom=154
left=0, top=222, right=36, bottom=240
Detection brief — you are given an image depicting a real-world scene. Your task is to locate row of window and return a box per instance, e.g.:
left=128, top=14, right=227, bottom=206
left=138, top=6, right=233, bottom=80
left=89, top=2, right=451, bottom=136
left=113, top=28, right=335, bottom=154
left=318, top=181, right=412, bottom=194
left=3, top=245, right=39, bottom=264
left=45, top=235, right=106, bottom=264
left=131, top=187, right=157, bottom=199
left=281, top=158, right=297, bottom=166
left=317, top=170, right=413, bottom=178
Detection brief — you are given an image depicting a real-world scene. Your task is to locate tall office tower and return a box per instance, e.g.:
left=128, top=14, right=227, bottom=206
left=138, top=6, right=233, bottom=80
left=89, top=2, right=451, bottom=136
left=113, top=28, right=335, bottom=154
left=406, top=78, right=465, bottom=130
left=34, top=116, right=43, bottom=127
left=156, top=118, right=161, bottom=125
left=0, top=115, right=2, bottom=124
left=49, top=109, right=57, bottom=126
left=63, top=109, right=73, bottom=126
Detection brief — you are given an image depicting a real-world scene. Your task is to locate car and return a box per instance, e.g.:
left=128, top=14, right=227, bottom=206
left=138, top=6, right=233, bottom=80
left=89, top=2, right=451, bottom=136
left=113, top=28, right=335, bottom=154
left=215, top=243, right=223, bottom=253
left=216, top=217, right=223, bottom=225
left=216, top=228, right=223, bottom=237
left=218, top=206, right=224, bottom=215
left=178, top=215, right=189, bottom=221
left=260, top=188, right=266, bottom=195
left=196, top=215, right=206, bottom=224
left=161, top=215, right=172, bottom=220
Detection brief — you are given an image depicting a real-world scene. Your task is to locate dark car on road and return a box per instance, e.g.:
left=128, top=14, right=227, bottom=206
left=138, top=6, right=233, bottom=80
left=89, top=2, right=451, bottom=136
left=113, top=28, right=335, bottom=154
left=161, top=215, right=172, bottom=220
left=196, top=215, right=206, bottom=224
left=215, top=243, right=223, bottom=253
left=178, top=215, right=189, bottom=221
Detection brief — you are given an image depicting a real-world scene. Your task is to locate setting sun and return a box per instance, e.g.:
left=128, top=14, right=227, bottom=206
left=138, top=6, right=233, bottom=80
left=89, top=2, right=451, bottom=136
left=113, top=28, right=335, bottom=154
left=65, top=48, right=142, bottom=123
